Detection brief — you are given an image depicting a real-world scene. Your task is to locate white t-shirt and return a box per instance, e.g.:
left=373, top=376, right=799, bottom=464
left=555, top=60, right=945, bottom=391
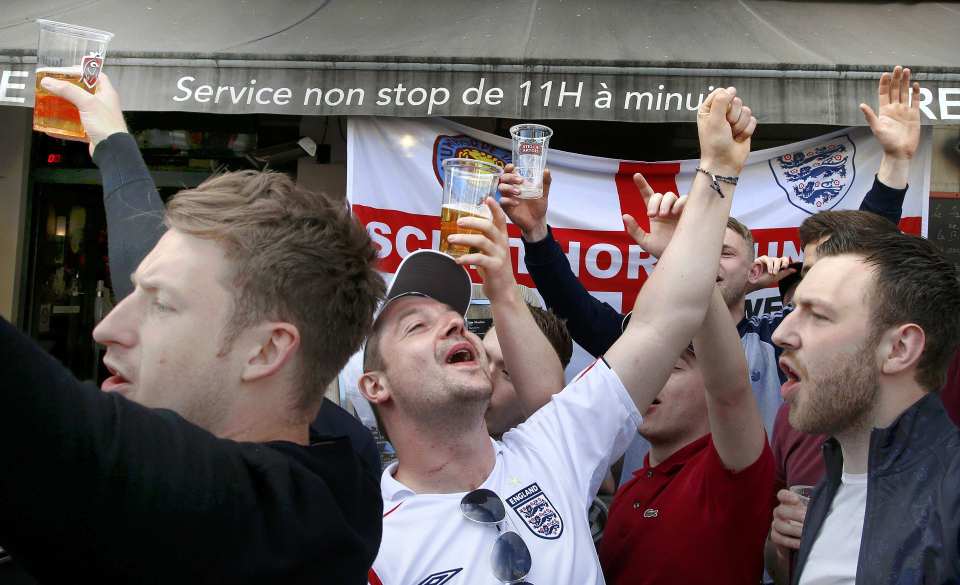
left=798, top=471, right=868, bottom=585
left=369, top=359, right=641, bottom=585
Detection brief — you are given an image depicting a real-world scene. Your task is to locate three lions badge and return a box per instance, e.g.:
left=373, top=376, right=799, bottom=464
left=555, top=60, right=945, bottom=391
left=507, top=483, right=563, bottom=540
left=769, top=135, right=857, bottom=214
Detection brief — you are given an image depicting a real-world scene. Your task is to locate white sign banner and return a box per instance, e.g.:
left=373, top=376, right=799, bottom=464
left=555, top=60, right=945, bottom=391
left=341, top=117, right=931, bottom=421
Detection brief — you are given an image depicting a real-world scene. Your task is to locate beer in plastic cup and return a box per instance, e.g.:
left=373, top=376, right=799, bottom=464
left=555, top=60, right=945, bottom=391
left=509, top=123, right=553, bottom=199
left=33, top=20, right=114, bottom=141
left=439, top=158, right=503, bottom=259
left=789, top=484, right=814, bottom=505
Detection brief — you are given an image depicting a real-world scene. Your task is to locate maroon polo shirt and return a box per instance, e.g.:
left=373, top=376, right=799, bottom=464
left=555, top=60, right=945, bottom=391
left=598, top=434, right=775, bottom=585
left=772, top=402, right=827, bottom=491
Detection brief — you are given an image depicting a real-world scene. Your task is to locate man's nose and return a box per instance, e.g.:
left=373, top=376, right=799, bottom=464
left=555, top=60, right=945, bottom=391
left=92, top=294, right=138, bottom=348
left=772, top=311, right=799, bottom=350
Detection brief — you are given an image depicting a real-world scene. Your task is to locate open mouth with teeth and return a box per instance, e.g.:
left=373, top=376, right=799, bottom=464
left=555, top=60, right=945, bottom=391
left=445, top=343, right=477, bottom=366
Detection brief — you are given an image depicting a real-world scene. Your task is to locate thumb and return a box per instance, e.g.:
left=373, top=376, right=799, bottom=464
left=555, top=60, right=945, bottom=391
left=859, top=103, right=880, bottom=132
left=541, top=168, right=552, bottom=199
left=622, top=214, right=647, bottom=245
left=41, top=76, right=92, bottom=107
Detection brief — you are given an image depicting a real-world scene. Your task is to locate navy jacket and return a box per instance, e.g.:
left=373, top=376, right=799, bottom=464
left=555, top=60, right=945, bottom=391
left=792, top=393, right=960, bottom=584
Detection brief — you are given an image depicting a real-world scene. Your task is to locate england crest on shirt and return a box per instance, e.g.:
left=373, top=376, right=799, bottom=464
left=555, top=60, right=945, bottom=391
left=507, top=482, right=564, bottom=540
left=769, top=135, right=856, bottom=214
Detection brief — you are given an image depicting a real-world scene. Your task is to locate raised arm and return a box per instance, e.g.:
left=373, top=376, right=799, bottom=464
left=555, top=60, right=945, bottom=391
left=41, top=73, right=166, bottom=300
left=858, top=65, right=920, bottom=225
left=605, top=88, right=756, bottom=412
left=499, top=167, right=624, bottom=356
left=695, top=287, right=766, bottom=470
left=448, top=199, right=565, bottom=416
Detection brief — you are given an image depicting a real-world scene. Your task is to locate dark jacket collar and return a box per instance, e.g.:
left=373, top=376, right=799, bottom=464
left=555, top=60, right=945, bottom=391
left=821, top=392, right=953, bottom=482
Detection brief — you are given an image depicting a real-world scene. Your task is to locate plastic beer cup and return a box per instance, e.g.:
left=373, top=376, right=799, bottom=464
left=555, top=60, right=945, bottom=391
left=790, top=484, right=815, bottom=505
left=33, top=20, right=114, bottom=141
left=439, top=159, right=503, bottom=259
left=509, top=123, right=553, bottom=199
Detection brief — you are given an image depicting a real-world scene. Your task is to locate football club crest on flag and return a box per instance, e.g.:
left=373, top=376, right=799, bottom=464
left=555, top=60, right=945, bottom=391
left=506, top=482, right=563, bottom=540
left=432, top=134, right=511, bottom=186
left=769, top=135, right=856, bottom=214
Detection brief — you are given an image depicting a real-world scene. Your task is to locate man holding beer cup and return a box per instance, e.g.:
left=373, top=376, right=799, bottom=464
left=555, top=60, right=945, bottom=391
left=0, top=75, right=384, bottom=583
left=360, top=87, right=756, bottom=584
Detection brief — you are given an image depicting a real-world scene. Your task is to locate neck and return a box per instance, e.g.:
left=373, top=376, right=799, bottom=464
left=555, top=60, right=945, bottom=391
left=391, top=413, right=496, bottom=494
left=729, top=298, right=746, bottom=325
left=216, top=383, right=310, bottom=445
left=646, top=430, right=706, bottom=468
left=220, top=419, right=310, bottom=445
left=837, top=377, right=928, bottom=475
left=834, top=426, right=871, bottom=474
left=874, top=375, right=927, bottom=429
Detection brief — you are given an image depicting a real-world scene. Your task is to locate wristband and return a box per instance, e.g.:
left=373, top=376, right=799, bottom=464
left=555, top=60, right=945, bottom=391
left=695, top=167, right=738, bottom=197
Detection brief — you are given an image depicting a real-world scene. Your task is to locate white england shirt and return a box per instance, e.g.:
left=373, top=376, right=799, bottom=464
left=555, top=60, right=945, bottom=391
left=369, top=359, right=641, bottom=585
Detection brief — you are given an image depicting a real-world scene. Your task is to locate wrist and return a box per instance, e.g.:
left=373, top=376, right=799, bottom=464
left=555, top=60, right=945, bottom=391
left=487, top=279, right=524, bottom=308
left=521, top=222, right=549, bottom=243
left=877, top=156, right=910, bottom=190
left=90, top=129, right=129, bottom=151
left=698, top=159, right=742, bottom=177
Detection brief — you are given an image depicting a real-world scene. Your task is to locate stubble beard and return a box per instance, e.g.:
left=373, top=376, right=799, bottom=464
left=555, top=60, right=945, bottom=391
left=789, top=342, right=879, bottom=436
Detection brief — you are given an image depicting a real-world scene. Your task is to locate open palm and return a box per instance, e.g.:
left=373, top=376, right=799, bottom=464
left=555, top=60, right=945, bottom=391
left=861, top=66, right=921, bottom=160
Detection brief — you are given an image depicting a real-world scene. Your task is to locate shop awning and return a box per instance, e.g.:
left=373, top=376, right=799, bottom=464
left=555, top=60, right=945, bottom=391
left=1, top=0, right=958, bottom=124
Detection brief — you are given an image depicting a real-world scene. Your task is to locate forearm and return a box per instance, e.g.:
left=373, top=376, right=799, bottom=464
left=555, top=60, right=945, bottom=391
left=631, top=169, right=734, bottom=338
left=858, top=174, right=907, bottom=226
left=696, top=288, right=766, bottom=470
left=523, top=226, right=623, bottom=356
left=876, top=154, right=909, bottom=190
left=606, top=170, right=734, bottom=408
left=92, top=132, right=168, bottom=300
left=490, top=287, right=565, bottom=416
left=694, top=288, right=752, bottom=405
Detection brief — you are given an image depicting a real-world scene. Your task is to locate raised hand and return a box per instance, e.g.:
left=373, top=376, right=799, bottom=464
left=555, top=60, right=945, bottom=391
left=498, top=163, right=551, bottom=243
left=447, top=197, right=517, bottom=303
left=39, top=73, right=128, bottom=156
left=860, top=66, right=921, bottom=161
left=697, top=87, right=758, bottom=177
left=747, top=255, right=798, bottom=292
left=622, top=173, right=687, bottom=258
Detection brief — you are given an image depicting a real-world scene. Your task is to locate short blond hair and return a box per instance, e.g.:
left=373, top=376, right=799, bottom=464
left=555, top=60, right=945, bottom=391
left=166, top=170, right=384, bottom=417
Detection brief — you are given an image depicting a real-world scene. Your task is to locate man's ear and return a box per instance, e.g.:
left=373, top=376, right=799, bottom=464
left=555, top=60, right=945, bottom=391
left=241, top=322, right=300, bottom=383
left=879, top=323, right=925, bottom=377
left=747, top=260, right=765, bottom=284
left=359, top=370, right=390, bottom=406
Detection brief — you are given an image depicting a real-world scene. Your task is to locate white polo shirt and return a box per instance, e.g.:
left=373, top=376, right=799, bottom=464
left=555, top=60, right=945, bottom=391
left=369, top=359, right=641, bottom=585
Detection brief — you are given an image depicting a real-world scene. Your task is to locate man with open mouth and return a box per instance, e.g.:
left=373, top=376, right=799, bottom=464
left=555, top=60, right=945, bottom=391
left=770, top=229, right=960, bottom=584
left=361, top=87, right=756, bottom=585
left=0, top=74, right=384, bottom=583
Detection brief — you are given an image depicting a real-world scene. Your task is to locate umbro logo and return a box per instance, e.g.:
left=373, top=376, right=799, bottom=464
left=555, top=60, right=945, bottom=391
left=416, top=568, right=462, bottom=585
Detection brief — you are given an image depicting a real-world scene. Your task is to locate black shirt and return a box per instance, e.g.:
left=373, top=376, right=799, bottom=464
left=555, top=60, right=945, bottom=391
left=0, top=316, right=382, bottom=584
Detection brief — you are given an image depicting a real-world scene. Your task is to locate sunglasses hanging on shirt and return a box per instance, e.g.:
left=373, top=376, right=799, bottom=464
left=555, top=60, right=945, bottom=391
left=460, top=488, right=534, bottom=584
